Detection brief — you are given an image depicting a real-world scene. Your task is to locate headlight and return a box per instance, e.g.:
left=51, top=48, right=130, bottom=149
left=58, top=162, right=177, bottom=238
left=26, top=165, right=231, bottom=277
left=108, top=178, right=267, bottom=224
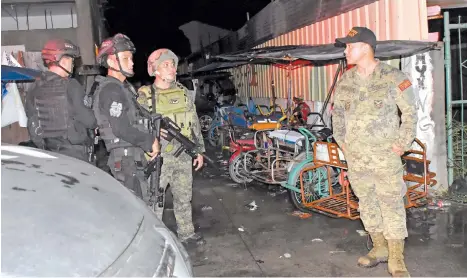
left=155, top=228, right=193, bottom=277
left=154, top=242, right=176, bottom=277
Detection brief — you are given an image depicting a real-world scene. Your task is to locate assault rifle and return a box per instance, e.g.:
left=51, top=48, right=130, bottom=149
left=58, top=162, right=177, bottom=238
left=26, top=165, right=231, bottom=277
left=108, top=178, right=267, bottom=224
left=143, top=113, right=215, bottom=208
left=145, top=113, right=163, bottom=209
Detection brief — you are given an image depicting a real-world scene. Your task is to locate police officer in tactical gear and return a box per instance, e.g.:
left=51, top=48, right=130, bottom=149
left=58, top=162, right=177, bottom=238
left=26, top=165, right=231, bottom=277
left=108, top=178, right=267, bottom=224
left=92, top=33, right=160, bottom=199
left=25, top=38, right=97, bottom=161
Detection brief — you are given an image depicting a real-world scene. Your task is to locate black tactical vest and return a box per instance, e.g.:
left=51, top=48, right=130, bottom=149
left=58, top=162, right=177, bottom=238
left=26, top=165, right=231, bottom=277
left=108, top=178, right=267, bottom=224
left=29, top=72, right=69, bottom=139
left=92, top=76, right=148, bottom=151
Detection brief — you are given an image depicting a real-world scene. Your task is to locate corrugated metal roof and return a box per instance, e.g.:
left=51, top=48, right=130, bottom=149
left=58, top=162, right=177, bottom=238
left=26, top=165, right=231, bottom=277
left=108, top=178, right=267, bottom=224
left=426, top=0, right=467, bottom=9
left=231, top=0, right=429, bottom=102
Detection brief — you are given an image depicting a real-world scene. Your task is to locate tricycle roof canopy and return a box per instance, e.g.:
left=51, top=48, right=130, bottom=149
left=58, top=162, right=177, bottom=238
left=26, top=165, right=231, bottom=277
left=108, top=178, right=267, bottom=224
left=1, top=65, right=41, bottom=82
left=193, top=40, right=439, bottom=74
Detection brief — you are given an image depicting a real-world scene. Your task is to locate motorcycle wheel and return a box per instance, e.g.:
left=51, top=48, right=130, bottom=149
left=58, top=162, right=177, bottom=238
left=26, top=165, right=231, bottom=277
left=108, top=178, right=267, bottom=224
left=229, top=154, right=254, bottom=184
left=208, top=126, right=225, bottom=147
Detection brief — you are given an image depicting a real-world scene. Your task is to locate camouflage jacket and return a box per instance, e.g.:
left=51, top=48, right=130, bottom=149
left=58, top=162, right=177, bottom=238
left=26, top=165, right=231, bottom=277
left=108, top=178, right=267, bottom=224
left=332, top=62, right=418, bottom=151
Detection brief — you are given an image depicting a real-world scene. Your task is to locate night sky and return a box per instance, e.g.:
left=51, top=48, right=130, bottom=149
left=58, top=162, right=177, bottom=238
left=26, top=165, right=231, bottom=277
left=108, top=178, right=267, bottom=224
left=104, top=0, right=271, bottom=82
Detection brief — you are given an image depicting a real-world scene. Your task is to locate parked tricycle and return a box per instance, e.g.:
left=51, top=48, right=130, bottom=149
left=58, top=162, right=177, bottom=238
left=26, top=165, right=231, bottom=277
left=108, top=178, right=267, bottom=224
left=203, top=40, right=439, bottom=219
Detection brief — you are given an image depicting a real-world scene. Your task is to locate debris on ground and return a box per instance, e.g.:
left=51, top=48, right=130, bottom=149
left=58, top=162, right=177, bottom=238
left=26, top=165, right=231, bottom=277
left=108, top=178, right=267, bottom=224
left=201, top=205, right=213, bottom=211
left=430, top=198, right=452, bottom=208
left=449, top=243, right=463, bottom=248
left=330, top=250, right=346, bottom=254
left=283, top=253, right=292, bottom=258
left=256, top=259, right=265, bottom=263
left=410, top=207, right=428, bottom=213
left=429, top=206, right=450, bottom=212
left=356, top=230, right=368, bottom=236
left=268, top=189, right=287, bottom=197
left=225, top=183, right=239, bottom=187
left=289, top=211, right=312, bottom=219
left=312, top=238, right=323, bottom=243
left=238, top=226, right=245, bottom=232
left=246, top=200, right=258, bottom=211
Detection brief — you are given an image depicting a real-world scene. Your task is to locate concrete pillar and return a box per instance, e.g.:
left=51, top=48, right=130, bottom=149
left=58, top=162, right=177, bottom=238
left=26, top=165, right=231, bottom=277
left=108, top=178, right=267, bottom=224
left=401, top=48, right=449, bottom=192
left=75, top=0, right=95, bottom=65
left=75, top=0, right=99, bottom=92
left=430, top=48, right=449, bottom=191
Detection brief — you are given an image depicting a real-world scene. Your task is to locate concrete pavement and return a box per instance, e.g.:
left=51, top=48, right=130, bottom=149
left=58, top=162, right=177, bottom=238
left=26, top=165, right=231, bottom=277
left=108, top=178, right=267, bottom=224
left=163, top=152, right=467, bottom=277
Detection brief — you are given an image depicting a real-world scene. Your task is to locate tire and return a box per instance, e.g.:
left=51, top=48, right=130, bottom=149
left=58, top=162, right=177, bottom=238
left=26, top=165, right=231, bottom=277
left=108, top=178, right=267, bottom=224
left=199, top=114, right=213, bottom=133
left=209, top=126, right=227, bottom=148
left=288, top=163, right=332, bottom=213
left=229, top=154, right=254, bottom=184
left=208, top=126, right=221, bottom=147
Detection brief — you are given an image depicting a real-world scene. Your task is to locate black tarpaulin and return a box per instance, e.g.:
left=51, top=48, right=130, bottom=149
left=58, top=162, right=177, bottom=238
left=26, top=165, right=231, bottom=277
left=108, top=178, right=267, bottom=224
left=188, top=40, right=439, bottom=74
left=208, top=40, right=439, bottom=65
left=190, top=61, right=249, bottom=75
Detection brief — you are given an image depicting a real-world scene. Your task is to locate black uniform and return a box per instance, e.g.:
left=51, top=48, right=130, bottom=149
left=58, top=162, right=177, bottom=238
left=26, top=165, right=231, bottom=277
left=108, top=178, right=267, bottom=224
left=92, top=75, right=155, bottom=199
left=25, top=71, right=97, bottom=161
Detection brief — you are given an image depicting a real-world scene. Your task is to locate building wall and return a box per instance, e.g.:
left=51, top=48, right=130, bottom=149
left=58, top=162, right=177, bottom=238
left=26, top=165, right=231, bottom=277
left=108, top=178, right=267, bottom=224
left=179, top=21, right=231, bottom=54
left=1, top=0, right=105, bottom=63
left=232, top=0, right=429, bottom=103
left=1, top=2, right=78, bottom=31
left=1, top=28, right=77, bottom=51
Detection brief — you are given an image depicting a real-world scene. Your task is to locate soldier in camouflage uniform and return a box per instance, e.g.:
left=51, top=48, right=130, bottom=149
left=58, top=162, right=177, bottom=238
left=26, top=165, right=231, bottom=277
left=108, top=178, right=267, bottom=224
left=137, top=49, right=206, bottom=246
left=332, top=27, right=418, bottom=277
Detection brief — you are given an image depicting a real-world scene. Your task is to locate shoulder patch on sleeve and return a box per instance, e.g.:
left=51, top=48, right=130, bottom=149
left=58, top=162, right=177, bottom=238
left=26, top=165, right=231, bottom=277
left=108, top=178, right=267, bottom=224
left=109, top=101, right=123, bottom=117
left=398, top=79, right=412, bottom=92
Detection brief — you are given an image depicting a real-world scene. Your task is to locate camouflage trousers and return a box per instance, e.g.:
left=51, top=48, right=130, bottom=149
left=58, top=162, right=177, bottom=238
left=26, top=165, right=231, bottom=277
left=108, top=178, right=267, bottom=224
left=158, top=153, right=195, bottom=240
left=346, top=146, right=408, bottom=239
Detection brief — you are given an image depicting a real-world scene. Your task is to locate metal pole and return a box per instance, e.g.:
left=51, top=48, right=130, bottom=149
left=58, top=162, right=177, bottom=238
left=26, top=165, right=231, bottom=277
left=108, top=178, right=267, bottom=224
left=458, top=15, right=465, bottom=177
left=444, top=11, right=454, bottom=186
left=50, top=11, right=54, bottom=29
left=13, top=6, right=19, bottom=30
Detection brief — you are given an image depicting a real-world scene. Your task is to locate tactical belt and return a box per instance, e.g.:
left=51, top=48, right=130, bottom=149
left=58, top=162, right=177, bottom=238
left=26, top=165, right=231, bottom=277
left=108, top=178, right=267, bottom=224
left=110, top=147, right=145, bottom=171
left=111, top=147, right=141, bottom=158
left=43, top=137, right=88, bottom=157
